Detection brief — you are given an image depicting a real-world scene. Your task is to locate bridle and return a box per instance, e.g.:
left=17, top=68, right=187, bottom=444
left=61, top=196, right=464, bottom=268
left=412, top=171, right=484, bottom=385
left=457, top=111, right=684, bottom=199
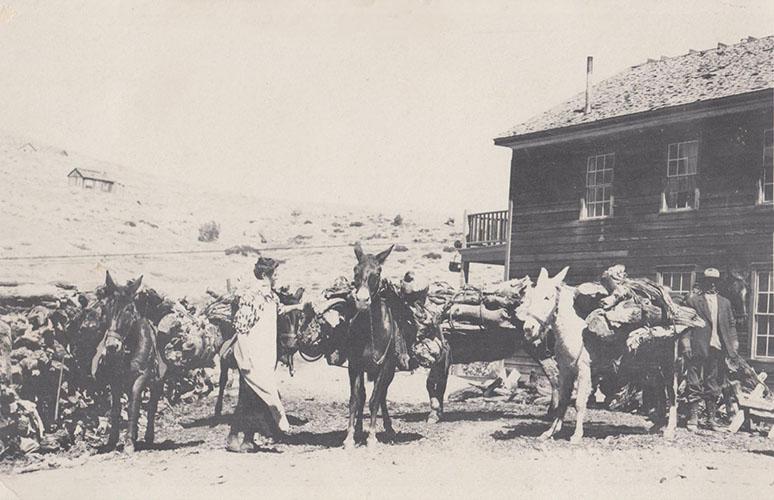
left=350, top=278, right=394, bottom=366
left=520, top=285, right=562, bottom=341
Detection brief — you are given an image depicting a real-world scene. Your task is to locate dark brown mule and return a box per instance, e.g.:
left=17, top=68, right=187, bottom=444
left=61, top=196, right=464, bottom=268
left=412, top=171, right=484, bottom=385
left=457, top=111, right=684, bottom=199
left=344, top=243, right=408, bottom=450
left=213, top=287, right=305, bottom=420
left=91, top=272, right=167, bottom=452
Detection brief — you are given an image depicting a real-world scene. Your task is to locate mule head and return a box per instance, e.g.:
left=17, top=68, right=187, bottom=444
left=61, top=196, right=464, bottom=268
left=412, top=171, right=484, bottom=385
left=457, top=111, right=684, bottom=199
left=352, top=243, right=393, bottom=312
left=515, top=266, right=569, bottom=342
left=102, top=271, right=143, bottom=355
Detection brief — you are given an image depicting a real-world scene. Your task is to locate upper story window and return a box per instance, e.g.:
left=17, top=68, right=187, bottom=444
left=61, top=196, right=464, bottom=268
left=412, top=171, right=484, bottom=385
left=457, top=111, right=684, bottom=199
left=662, top=140, right=699, bottom=211
left=760, top=129, right=773, bottom=204
left=581, top=153, right=614, bottom=219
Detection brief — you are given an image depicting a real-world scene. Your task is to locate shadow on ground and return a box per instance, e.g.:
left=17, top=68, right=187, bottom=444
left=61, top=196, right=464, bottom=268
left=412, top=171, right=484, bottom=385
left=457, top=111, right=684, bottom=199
left=492, top=419, right=650, bottom=441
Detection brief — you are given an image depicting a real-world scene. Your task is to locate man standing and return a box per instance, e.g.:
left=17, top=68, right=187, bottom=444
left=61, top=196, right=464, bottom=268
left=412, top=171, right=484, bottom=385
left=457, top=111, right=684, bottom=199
left=681, top=268, right=740, bottom=431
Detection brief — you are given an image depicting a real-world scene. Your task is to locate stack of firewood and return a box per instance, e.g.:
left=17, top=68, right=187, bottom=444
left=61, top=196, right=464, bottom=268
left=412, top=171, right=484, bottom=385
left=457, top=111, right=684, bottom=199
left=0, top=283, right=98, bottom=457
left=580, top=265, right=706, bottom=349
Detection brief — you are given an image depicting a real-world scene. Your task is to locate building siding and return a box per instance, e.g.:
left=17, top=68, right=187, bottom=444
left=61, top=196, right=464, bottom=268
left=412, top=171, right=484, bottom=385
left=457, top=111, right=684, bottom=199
left=506, top=103, right=774, bottom=363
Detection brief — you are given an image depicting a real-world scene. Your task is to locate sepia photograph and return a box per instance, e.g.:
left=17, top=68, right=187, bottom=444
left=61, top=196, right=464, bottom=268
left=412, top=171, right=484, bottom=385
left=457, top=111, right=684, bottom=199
left=1, top=1, right=773, bottom=498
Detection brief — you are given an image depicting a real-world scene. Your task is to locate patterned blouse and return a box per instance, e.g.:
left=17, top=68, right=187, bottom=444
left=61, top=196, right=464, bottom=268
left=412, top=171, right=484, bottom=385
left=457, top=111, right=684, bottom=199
left=233, top=281, right=279, bottom=336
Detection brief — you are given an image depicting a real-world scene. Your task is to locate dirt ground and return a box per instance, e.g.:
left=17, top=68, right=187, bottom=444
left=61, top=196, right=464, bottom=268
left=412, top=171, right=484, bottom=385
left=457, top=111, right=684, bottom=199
left=2, top=361, right=774, bottom=500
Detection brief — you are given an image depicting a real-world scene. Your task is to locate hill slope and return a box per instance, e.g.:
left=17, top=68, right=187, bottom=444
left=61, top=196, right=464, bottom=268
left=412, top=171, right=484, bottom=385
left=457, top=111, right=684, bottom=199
left=0, top=134, right=500, bottom=298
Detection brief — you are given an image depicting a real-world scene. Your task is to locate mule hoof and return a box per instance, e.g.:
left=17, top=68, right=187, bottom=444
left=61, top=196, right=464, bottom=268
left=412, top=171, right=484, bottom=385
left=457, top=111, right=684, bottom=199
left=537, top=430, right=553, bottom=441
left=343, top=439, right=356, bottom=451
left=426, top=412, right=440, bottom=424
left=366, top=436, right=378, bottom=451
left=662, top=428, right=676, bottom=439
left=569, top=435, right=583, bottom=445
left=124, top=441, right=136, bottom=454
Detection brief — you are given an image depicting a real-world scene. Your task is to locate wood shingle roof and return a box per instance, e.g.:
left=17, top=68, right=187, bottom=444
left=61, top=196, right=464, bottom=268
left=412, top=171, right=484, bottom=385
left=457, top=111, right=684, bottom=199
left=498, top=35, right=774, bottom=139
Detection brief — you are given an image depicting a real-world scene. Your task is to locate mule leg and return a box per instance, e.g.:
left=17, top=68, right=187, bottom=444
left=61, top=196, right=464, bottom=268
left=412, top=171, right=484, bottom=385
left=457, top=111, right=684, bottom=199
left=226, top=374, right=246, bottom=452
left=214, top=358, right=229, bottom=420
left=540, top=366, right=572, bottom=441
left=144, top=379, right=162, bottom=444
left=107, top=382, right=122, bottom=449
left=344, top=365, right=364, bottom=450
left=367, top=364, right=394, bottom=450
left=538, top=357, right=561, bottom=419
left=570, top=354, right=592, bottom=444
left=663, top=345, right=678, bottom=438
left=380, top=368, right=397, bottom=437
left=426, top=354, right=449, bottom=423
left=124, top=373, right=150, bottom=453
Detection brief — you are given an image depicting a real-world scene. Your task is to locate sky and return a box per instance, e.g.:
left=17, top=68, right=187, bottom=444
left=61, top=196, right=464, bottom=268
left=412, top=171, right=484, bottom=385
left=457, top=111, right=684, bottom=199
left=1, top=0, right=773, bottom=213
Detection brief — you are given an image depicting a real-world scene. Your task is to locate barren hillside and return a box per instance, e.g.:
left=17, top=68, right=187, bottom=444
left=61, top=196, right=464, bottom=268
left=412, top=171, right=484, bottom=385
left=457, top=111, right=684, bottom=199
left=0, top=134, right=501, bottom=299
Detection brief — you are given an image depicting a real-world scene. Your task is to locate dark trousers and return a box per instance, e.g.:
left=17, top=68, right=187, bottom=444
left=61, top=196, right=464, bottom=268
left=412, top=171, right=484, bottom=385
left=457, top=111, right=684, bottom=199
left=685, top=347, right=723, bottom=404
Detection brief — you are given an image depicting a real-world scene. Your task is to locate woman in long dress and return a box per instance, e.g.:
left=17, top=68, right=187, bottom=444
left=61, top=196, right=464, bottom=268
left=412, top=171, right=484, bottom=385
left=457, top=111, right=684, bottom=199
left=226, top=257, right=294, bottom=453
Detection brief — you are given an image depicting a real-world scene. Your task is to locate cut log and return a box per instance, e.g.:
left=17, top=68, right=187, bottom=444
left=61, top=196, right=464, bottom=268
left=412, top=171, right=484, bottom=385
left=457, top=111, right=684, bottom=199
left=728, top=409, right=746, bottom=433
left=586, top=309, right=614, bottom=338
left=605, top=299, right=642, bottom=327
left=444, top=304, right=517, bottom=330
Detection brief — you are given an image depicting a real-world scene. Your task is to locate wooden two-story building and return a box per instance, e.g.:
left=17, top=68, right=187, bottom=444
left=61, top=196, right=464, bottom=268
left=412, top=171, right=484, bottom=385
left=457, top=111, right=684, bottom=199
left=463, top=36, right=774, bottom=370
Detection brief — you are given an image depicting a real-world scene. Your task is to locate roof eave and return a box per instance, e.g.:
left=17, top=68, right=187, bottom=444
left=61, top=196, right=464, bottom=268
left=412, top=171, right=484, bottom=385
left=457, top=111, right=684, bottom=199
left=494, top=88, right=774, bottom=150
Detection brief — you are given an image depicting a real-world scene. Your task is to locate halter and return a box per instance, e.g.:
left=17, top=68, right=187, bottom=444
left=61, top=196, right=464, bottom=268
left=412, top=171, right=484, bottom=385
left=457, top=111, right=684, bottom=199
left=349, top=280, right=394, bottom=366
left=521, top=285, right=562, bottom=341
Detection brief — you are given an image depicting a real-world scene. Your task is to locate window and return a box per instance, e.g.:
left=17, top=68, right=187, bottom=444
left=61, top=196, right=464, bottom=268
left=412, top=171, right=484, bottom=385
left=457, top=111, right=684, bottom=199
left=658, top=268, right=695, bottom=299
left=760, top=129, right=773, bottom=204
left=662, top=140, right=699, bottom=211
left=753, top=270, right=774, bottom=359
left=582, top=153, right=614, bottom=219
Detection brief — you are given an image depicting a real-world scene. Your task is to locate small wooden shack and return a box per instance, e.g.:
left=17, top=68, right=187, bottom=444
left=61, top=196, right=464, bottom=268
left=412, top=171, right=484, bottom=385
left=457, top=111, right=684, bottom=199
left=66, top=168, right=116, bottom=193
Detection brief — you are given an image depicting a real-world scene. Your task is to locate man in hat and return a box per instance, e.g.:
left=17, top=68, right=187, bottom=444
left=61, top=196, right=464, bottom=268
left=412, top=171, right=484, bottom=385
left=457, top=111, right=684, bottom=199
left=681, top=268, right=740, bottom=431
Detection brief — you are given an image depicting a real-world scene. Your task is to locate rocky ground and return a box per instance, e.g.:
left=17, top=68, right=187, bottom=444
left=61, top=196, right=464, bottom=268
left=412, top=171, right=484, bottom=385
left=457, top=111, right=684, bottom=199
left=2, top=360, right=773, bottom=500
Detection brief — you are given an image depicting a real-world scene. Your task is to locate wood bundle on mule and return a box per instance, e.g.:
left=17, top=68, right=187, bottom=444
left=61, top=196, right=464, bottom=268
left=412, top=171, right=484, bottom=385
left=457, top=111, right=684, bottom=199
left=397, top=273, right=532, bottom=368
left=438, top=276, right=532, bottom=333
left=158, top=302, right=224, bottom=370
left=579, top=265, right=705, bottom=348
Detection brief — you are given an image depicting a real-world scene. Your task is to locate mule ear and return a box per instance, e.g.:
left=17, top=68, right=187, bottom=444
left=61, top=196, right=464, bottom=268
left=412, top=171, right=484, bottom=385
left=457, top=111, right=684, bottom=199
left=354, top=242, right=365, bottom=263
left=105, top=271, right=118, bottom=293
left=553, top=266, right=570, bottom=284
left=293, top=287, right=305, bottom=302
left=128, top=275, right=143, bottom=296
left=375, top=245, right=394, bottom=265
left=537, top=267, right=549, bottom=284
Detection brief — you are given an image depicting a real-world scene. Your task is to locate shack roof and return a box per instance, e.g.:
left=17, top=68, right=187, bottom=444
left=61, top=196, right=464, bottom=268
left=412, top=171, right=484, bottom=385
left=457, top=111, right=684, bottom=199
left=497, top=35, right=774, bottom=141
left=67, top=168, right=115, bottom=183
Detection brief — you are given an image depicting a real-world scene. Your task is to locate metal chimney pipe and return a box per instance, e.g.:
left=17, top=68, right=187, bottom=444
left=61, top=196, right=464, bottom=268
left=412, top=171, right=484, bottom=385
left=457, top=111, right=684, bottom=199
left=585, top=56, right=593, bottom=114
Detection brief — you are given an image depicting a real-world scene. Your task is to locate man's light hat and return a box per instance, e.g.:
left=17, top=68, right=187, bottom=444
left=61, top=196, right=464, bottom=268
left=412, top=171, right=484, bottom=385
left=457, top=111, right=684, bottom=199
left=703, top=268, right=721, bottom=279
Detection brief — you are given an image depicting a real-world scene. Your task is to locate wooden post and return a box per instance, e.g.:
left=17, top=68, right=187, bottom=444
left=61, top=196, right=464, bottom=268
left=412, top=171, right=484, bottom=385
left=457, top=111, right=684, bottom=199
left=460, top=210, right=468, bottom=286
left=226, top=279, right=232, bottom=294
left=504, top=199, right=513, bottom=281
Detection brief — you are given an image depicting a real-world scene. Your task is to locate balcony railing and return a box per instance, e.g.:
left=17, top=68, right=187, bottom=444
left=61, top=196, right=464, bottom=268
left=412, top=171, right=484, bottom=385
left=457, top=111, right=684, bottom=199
left=465, top=210, right=509, bottom=247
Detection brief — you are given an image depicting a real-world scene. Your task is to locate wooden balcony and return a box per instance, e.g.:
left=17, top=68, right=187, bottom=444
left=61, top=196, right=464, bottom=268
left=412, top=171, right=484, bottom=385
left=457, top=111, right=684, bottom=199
left=465, top=210, right=509, bottom=247
left=457, top=209, right=510, bottom=282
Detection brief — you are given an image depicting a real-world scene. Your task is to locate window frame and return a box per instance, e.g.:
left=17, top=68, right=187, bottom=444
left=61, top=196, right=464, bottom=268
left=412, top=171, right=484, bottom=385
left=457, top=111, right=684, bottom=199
left=752, top=268, right=774, bottom=361
left=758, top=129, right=773, bottom=205
left=580, top=152, right=615, bottom=220
left=657, top=266, right=697, bottom=299
left=661, top=140, right=700, bottom=212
